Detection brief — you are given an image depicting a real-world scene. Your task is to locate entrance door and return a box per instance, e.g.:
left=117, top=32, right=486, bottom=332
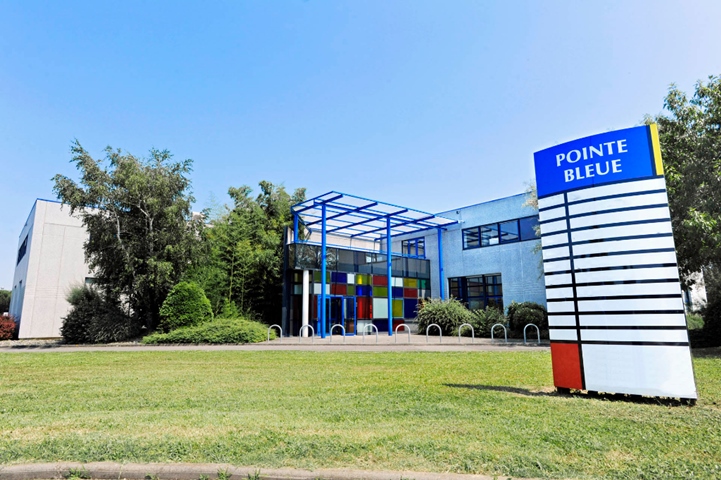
left=316, top=295, right=357, bottom=336
left=343, top=296, right=356, bottom=334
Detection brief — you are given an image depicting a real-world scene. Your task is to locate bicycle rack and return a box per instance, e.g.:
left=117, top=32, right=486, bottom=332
left=329, top=324, right=346, bottom=343
left=458, top=323, right=474, bottom=343
left=362, top=324, right=379, bottom=344
left=298, top=324, right=315, bottom=343
left=267, top=324, right=282, bottom=343
left=524, top=323, right=540, bottom=345
left=491, top=323, right=507, bottom=343
left=426, top=323, right=442, bottom=343
left=394, top=323, right=411, bottom=343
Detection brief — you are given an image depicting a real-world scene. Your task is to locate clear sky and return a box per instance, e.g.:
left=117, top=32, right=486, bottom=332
left=2, top=0, right=720, bottom=289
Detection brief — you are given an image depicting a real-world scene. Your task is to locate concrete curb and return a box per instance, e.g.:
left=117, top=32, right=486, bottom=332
left=0, top=462, right=522, bottom=480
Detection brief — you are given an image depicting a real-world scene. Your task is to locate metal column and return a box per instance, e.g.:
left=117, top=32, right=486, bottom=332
left=387, top=216, right=393, bottom=336
left=301, top=270, right=309, bottom=337
left=438, top=227, right=445, bottom=300
left=293, top=213, right=299, bottom=242
left=321, top=203, right=327, bottom=339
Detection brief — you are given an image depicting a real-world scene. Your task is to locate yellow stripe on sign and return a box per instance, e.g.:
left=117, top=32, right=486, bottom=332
left=649, top=123, right=664, bottom=176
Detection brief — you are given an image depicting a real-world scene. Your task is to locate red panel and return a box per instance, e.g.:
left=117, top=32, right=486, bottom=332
left=403, top=288, right=417, bottom=298
left=392, top=319, right=405, bottom=331
left=372, top=275, right=388, bottom=286
left=331, top=284, right=346, bottom=295
left=357, top=297, right=372, bottom=320
left=550, top=342, right=583, bottom=390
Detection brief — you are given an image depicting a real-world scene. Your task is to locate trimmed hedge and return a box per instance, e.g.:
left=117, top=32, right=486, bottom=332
left=142, top=317, right=273, bottom=344
left=158, top=281, right=213, bottom=332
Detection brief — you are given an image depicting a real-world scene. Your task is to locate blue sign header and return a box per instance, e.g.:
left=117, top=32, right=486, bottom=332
left=533, top=125, right=659, bottom=198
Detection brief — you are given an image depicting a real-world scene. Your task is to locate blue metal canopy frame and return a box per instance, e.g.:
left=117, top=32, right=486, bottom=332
left=291, top=191, right=457, bottom=338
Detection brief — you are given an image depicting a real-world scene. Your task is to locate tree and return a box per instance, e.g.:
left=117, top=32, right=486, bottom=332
left=187, top=181, right=305, bottom=323
left=648, top=76, right=721, bottom=284
left=53, top=141, right=202, bottom=331
left=0, top=289, right=10, bottom=314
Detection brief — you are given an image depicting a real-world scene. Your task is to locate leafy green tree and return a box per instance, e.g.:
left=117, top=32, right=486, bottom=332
left=53, top=141, right=202, bottom=331
left=188, top=181, right=305, bottom=323
left=648, top=76, right=721, bottom=283
left=0, top=289, right=10, bottom=314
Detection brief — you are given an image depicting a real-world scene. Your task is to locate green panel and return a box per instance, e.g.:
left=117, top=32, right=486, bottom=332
left=372, top=286, right=388, bottom=298
left=419, top=279, right=428, bottom=289
left=392, top=299, right=403, bottom=318
left=356, top=274, right=370, bottom=285
left=403, top=278, right=418, bottom=288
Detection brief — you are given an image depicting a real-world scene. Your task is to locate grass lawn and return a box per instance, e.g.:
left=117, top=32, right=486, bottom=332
left=1, top=349, right=720, bottom=479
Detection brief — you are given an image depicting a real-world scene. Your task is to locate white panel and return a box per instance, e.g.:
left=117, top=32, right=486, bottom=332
left=372, top=298, right=388, bottom=319
left=346, top=273, right=355, bottom=284
left=580, top=329, right=688, bottom=343
left=576, top=282, right=682, bottom=298
left=545, top=287, right=574, bottom=299
left=540, top=219, right=567, bottom=234
left=573, top=250, right=678, bottom=270
left=542, top=246, right=570, bottom=260
left=541, top=232, right=568, bottom=248
left=575, top=267, right=680, bottom=284
left=582, top=344, right=696, bottom=398
left=568, top=192, right=669, bottom=216
left=547, top=301, right=575, bottom=313
left=580, top=313, right=687, bottom=327
left=293, top=285, right=302, bottom=295
left=392, top=277, right=403, bottom=287
left=549, top=315, right=576, bottom=327
left=573, top=236, right=675, bottom=256
left=313, top=284, right=320, bottom=295
left=567, top=177, right=666, bottom=202
left=570, top=206, right=670, bottom=229
left=578, top=297, right=683, bottom=312
left=538, top=194, right=565, bottom=209
left=544, top=273, right=572, bottom=286
left=571, top=222, right=673, bottom=243
left=549, top=329, right=578, bottom=341
left=539, top=206, right=566, bottom=222
left=544, top=260, right=571, bottom=273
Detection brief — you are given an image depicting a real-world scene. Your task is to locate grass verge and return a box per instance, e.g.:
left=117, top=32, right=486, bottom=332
left=0, top=349, right=720, bottom=479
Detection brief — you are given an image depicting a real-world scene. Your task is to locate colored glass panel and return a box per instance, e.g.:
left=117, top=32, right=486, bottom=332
left=355, top=285, right=372, bottom=297
left=331, top=272, right=347, bottom=283
left=393, top=299, right=403, bottom=318
left=419, top=279, right=428, bottom=289
left=356, top=274, right=370, bottom=285
left=372, top=275, right=388, bottom=286
left=392, top=277, right=403, bottom=287
left=346, top=273, right=355, bottom=284
left=331, top=284, right=346, bottom=295
left=313, top=271, right=330, bottom=282
left=404, top=299, right=418, bottom=318
left=392, top=286, right=404, bottom=298
left=392, top=319, right=405, bottom=332
left=372, top=319, right=389, bottom=332
left=403, top=278, right=418, bottom=288
left=357, top=297, right=372, bottom=319
left=403, top=288, right=417, bottom=298
left=372, top=298, right=388, bottom=319
left=373, top=286, right=388, bottom=297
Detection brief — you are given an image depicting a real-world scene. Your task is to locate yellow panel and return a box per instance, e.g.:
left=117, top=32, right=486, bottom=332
left=649, top=123, right=664, bottom=176
left=403, top=278, right=418, bottom=288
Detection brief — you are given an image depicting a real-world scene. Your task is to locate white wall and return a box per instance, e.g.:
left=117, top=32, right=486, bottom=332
left=11, top=200, right=91, bottom=338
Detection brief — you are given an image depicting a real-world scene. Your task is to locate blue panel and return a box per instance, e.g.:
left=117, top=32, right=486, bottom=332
left=404, top=299, right=418, bottom=318
left=373, top=319, right=389, bottom=332
left=392, top=286, right=404, bottom=298
left=356, top=285, right=371, bottom=296
left=534, top=125, right=655, bottom=198
left=331, top=272, right=347, bottom=283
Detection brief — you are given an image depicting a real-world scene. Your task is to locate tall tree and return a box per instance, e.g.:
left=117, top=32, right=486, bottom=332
left=649, top=76, right=721, bottom=285
left=53, top=141, right=202, bottom=330
left=188, top=181, right=305, bottom=322
left=0, top=289, right=11, bottom=314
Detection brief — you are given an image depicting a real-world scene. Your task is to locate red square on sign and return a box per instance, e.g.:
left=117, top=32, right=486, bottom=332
left=550, top=342, right=583, bottom=390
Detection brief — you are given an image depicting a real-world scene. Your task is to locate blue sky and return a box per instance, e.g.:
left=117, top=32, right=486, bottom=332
left=2, top=0, right=720, bottom=289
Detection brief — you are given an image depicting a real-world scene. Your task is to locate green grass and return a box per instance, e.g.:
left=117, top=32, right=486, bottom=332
left=1, top=349, right=720, bottom=479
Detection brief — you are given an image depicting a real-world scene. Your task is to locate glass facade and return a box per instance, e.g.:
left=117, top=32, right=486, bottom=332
left=462, top=215, right=539, bottom=249
left=449, top=274, right=503, bottom=311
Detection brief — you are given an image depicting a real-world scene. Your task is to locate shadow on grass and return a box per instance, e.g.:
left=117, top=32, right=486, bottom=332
left=445, top=383, right=695, bottom=406
left=691, top=346, right=721, bottom=358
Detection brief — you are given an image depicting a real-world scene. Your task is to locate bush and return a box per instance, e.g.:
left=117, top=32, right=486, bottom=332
left=416, top=297, right=474, bottom=336
left=0, top=315, right=18, bottom=340
left=158, top=281, right=213, bottom=332
left=691, top=299, right=721, bottom=348
left=142, top=317, right=272, bottom=344
left=469, top=306, right=506, bottom=338
left=686, top=313, right=704, bottom=330
left=61, top=287, right=139, bottom=344
left=506, top=301, right=548, bottom=339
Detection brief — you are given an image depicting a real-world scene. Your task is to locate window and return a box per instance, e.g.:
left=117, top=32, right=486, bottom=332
left=462, top=215, right=540, bottom=249
left=16, top=236, right=28, bottom=265
left=401, top=237, right=425, bottom=257
left=448, top=274, right=503, bottom=311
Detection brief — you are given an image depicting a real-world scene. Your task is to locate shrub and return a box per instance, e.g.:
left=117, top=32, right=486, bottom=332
left=686, top=313, right=704, bottom=330
left=691, top=299, right=721, bottom=348
left=142, top=317, right=272, bottom=344
left=416, top=297, right=474, bottom=336
left=506, top=301, right=548, bottom=339
left=469, top=306, right=506, bottom=338
left=217, top=298, right=241, bottom=319
left=61, top=286, right=139, bottom=344
left=158, top=281, right=213, bottom=332
left=0, top=314, right=18, bottom=340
